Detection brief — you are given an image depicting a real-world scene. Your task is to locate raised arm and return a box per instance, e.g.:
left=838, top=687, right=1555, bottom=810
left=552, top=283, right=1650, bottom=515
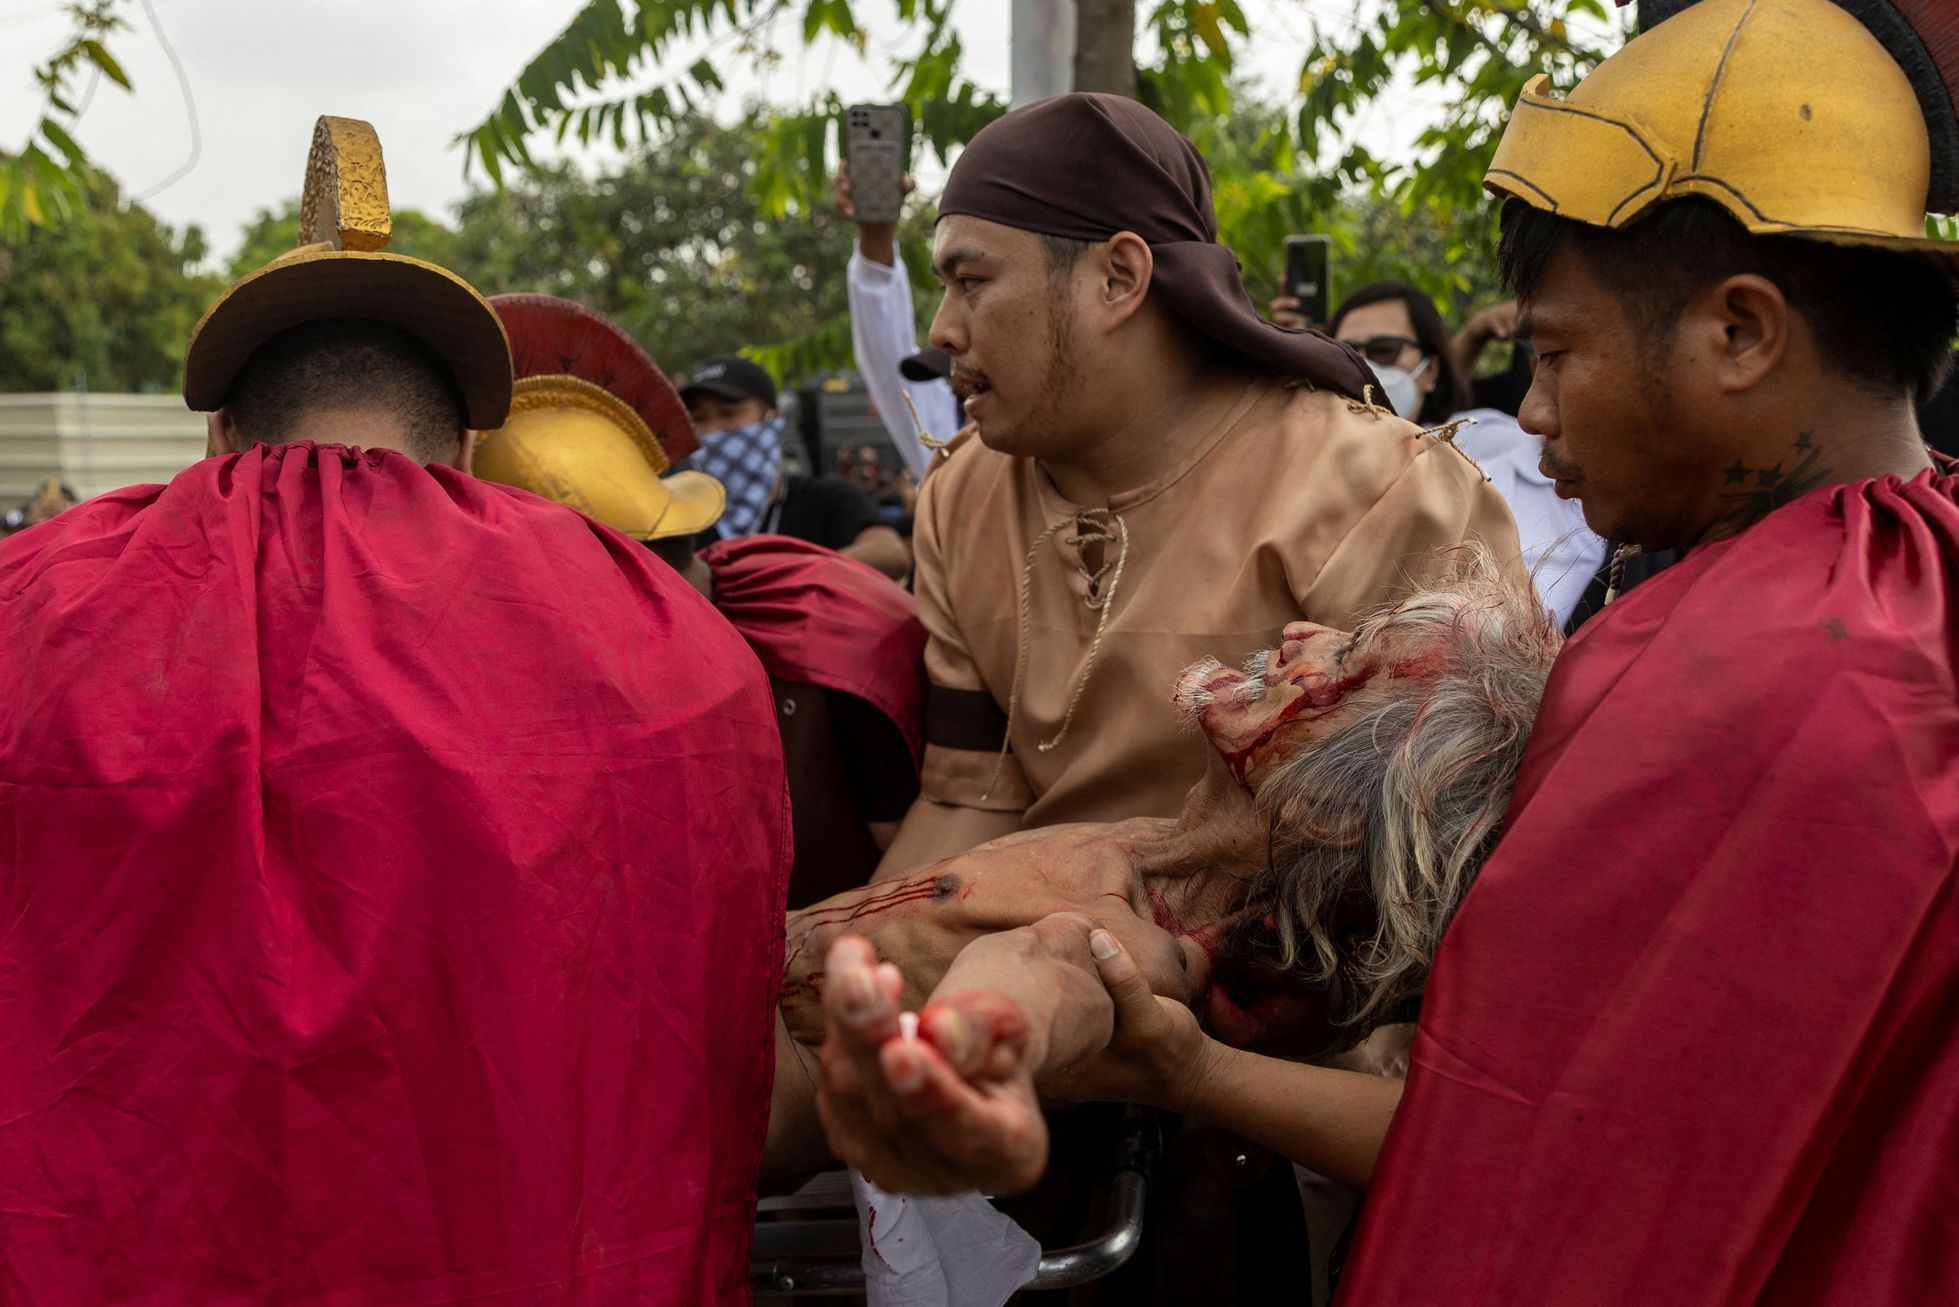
left=837, top=162, right=959, bottom=477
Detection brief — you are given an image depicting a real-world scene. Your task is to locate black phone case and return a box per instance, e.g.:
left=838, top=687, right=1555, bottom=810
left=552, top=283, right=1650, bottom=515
left=1285, top=238, right=1330, bottom=326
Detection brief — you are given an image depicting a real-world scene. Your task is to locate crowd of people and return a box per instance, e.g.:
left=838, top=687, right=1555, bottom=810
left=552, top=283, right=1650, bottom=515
left=2, top=0, right=1957, bottom=1303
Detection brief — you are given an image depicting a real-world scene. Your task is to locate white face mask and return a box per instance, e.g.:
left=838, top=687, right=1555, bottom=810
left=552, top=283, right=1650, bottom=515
left=1374, top=356, right=1434, bottom=421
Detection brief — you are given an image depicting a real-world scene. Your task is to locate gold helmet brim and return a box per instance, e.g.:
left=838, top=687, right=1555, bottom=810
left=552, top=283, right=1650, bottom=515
left=650, top=470, right=728, bottom=540
left=184, top=249, right=514, bottom=429
left=474, top=401, right=729, bottom=541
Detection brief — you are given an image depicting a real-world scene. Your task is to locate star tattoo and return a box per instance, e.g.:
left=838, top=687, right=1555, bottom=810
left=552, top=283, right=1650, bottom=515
left=1723, top=459, right=1749, bottom=485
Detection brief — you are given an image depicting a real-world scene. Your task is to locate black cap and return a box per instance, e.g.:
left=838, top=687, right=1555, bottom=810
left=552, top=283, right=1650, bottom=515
left=681, top=355, right=778, bottom=408
left=899, top=347, right=951, bottom=382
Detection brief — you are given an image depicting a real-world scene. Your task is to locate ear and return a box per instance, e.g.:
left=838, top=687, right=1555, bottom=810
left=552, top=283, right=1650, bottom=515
left=449, top=429, right=478, bottom=475
left=1700, top=273, right=1791, bottom=395
left=1416, top=357, right=1440, bottom=396
left=207, top=409, right=242, bottom=456
left=1094, top=231, right=1155, bottom=330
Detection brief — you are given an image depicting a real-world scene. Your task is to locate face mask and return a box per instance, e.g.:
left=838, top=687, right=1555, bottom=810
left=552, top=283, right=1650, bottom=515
left=694, top=414, right=785, bottom=539
left=1374, top=356, right=1434, bottom=421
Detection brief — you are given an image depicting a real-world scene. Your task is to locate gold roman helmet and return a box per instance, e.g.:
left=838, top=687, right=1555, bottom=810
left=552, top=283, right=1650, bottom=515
left=474, top=294, right=725, bottom=541
left=1485, top=0, right=1957, bottom=260
left=183, top=116, right=513, bottom=427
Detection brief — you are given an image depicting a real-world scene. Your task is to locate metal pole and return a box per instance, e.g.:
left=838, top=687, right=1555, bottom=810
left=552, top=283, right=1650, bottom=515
left=75, top=365, right=95, bottom=500
left=1011, top=0, right=1076, bottom=107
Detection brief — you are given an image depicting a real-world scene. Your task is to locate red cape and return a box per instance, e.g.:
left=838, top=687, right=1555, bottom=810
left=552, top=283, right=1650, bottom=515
left=1342, top=471, right=1959, bottom=1304
left=0, top=444, right=789, bottom=1304
left=700, top=534, right=926, bottom=765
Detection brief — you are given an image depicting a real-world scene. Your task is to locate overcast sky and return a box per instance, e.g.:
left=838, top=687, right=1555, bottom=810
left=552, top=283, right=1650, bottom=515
left=0, top=0, right=1461, bottom=262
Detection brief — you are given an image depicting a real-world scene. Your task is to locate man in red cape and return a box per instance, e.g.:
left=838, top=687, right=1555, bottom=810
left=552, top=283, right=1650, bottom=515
left=0, top=119, right=788, bottom=1304
left=474, top=293, right=925, bottom=909
left=1337, top=0, right=1959, bottom=1300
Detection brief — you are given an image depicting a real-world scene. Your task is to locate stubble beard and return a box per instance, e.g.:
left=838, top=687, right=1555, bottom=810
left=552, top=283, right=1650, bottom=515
left=990, top=292, right=1082, bottom=458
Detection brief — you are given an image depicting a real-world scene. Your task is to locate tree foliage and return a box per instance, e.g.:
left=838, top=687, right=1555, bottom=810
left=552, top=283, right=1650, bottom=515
left=0, top=167, right=214, bottom=392
left=234, top=112, right=913, bottom=381
left=226, top=203, right=463, bottom=282
left=463, top=0, right=1004, bottom=222
left=1, top=0, right=136, bottom=238
left=457, top=0, right=1628, bottom=370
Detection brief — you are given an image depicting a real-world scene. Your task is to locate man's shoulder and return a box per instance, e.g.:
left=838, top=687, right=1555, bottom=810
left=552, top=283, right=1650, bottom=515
left=705, top=533, right=917, bottom=619
left=786, top=473, right=871, bottom=505
left=1265, top=383, right=1482, bottom=488
left=914, top=432, right=1021, bottom=537
left=1567, top=476, right=1959, bottom=710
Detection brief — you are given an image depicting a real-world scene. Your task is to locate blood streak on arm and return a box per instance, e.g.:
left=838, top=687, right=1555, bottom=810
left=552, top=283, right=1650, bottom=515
left=784, top=872, right=963, bottom=972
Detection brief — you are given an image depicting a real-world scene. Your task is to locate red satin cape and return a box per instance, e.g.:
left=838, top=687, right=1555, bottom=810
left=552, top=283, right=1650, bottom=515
left=700, top=534, right=927, bottom=765
left=0, top=443, right=790, bottom=1305
left=1341, top=472, right=1959, bottom=1304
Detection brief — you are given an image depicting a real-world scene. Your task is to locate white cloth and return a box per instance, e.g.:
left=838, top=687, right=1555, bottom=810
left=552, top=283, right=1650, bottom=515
left=847, top=245, right=964, bottom=478
left=1450, top=408, right=1607, bottom=626
left=850, top=1171, right=1042, bottom=1307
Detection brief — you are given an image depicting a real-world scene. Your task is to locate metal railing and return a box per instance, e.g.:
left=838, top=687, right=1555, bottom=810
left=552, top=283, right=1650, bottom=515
left=752, top=1107, right=1160, bottom=1295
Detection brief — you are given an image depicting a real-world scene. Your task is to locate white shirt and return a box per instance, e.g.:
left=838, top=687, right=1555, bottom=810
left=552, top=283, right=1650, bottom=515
left=846, top=244, right=964, bottom=479
left=1451, top=407, right=1608, bottom=626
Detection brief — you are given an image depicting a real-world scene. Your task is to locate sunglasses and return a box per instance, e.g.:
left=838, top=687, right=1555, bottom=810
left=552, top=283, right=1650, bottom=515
left=1344, top=334, right=1424, bottom=368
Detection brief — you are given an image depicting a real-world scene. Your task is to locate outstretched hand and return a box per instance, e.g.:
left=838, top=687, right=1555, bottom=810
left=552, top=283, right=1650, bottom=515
left=814, top=935, right=1052, bottom=1196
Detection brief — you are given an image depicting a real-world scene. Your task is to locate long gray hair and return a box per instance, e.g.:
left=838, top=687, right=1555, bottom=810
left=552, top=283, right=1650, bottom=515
left=1248, top=550, right=1561, bottom=1030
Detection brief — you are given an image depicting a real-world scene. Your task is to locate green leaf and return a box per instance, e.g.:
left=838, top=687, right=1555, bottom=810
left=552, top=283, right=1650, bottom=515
left=79, top=39, right=131, bottom=90
left=688, top=57, right=723, bottom=92
left=1192, top=3, right=1229, bottom=59
left=38, top=118, right=87, bottom=168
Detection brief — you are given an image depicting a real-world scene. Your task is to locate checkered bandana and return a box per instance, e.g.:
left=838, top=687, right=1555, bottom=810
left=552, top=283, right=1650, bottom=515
left=693, top=415, right=784, bottom=539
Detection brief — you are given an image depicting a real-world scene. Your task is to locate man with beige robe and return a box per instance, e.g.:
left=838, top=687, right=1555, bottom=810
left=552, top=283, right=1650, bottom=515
left=885, top=93, right=1521, bottom=869
left=873, top=91, right=1520, bottom=1305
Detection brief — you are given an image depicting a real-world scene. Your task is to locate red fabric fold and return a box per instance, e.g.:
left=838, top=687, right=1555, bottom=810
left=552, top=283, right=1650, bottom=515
left=0, top=443, right=789, bottom=1305
left=700, top=533, right=927, bottom=764
left=1342, top=471, right=1959, bottom=1306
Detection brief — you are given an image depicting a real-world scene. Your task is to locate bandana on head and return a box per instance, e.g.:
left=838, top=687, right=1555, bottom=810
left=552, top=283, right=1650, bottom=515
left=938, top=93, right=1379, bottom=401
left=692, top=415, right=784, bottom=539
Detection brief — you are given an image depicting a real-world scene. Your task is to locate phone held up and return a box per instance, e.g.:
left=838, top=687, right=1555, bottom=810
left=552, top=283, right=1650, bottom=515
left=1283, top=234, right=1332, bottom=327
left=844, top=104, right=910, bottom=225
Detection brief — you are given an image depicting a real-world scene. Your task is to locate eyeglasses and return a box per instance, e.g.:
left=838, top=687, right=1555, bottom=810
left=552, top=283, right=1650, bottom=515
left=1343, top=334, right=1423, bottom=368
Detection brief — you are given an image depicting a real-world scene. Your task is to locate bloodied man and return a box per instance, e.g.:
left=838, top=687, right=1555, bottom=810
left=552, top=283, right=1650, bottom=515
left=761, top=553, right=1560, bottom=1191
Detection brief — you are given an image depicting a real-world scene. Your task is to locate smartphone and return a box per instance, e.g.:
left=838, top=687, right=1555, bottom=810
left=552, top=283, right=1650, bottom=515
left=844, top=104, right=910, bottom=225
left=1283, top=234, right=1332, bottom=326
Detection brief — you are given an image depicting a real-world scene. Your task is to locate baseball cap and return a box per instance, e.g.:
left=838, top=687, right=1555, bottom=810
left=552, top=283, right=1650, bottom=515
left=681, top=356, right=778, bottom=408
left=899, top=347, right=951, bottom=382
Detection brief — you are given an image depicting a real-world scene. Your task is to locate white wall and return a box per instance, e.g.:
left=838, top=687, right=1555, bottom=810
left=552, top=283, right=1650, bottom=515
left=0, top=394, right=206, bottom=503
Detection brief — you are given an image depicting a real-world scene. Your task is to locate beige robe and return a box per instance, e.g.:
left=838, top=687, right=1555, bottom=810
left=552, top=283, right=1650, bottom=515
left=914, top=377, right=1523, bottom=826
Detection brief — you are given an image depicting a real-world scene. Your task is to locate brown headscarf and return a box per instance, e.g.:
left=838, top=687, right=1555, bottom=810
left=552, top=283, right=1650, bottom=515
left=938, top=93, right=1379, bottom=401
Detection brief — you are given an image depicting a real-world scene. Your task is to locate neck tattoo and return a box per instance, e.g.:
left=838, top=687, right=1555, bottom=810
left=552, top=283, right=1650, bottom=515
left=1704, top=429, right=1830, bottom=544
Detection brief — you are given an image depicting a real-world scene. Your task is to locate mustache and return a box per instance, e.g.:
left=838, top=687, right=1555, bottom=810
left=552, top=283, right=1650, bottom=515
left=949, top=365, right=992, bottom=399
left=1539, top=444, right=1582, bottom=482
